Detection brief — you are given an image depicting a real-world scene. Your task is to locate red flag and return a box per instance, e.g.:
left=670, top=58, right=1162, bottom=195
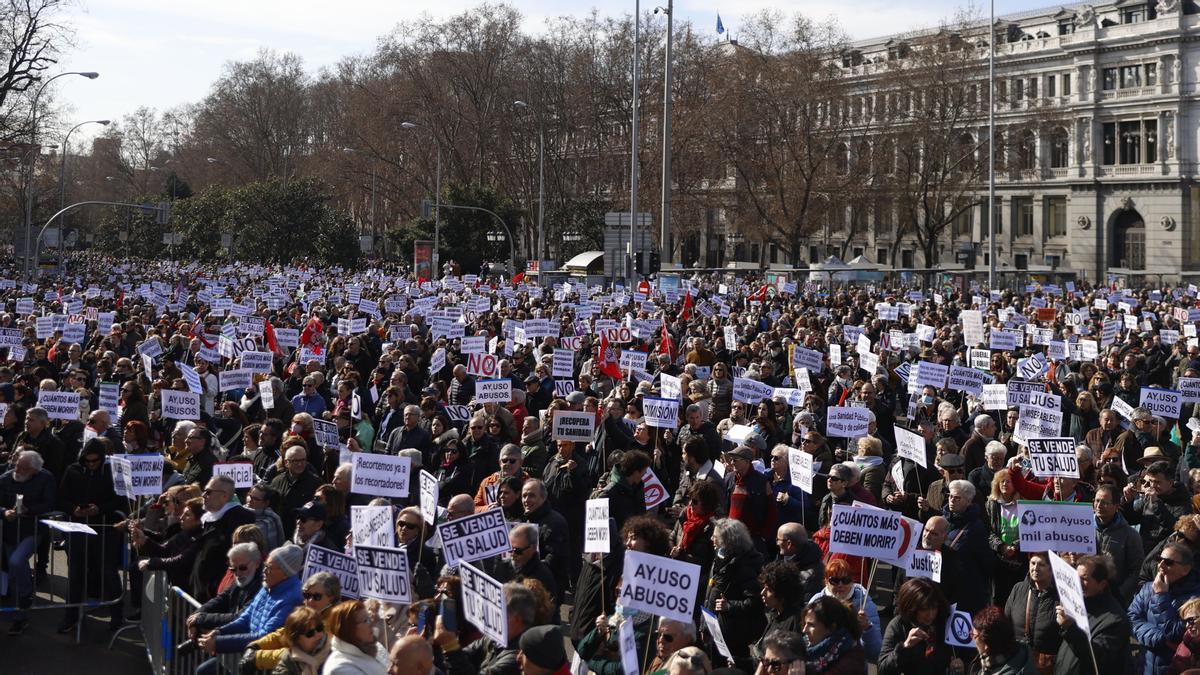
left=511, top=271, right=525, bottom=285
left=264, top=318, right=282, bottom=355
left=660, top=324, right=677, bottom=361
left=299, top=316, right=324, bottom=355
left=597, top=333, right=623, bottom=380
left=748, top=284, right=768, bottom=302
left=680, top=292, right=693, bottom=322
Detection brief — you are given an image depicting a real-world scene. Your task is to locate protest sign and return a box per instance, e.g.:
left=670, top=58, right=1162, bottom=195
left=1180, top=377, right=1200, bottom=404
left=1141, top=387, right=1184, bottom=418
left=351, top=453, right=411, bottom=498
left=990, top=330, right=1020, bottom=351
left=828, top=503, right=918, bottom=562
left=178, top=362, right=202, bottom=394
left=619, top=350, right=646, bottom=374
left=461, top=336, right=486, bottom=354
left=893, top=426, right=928, bottom=468
left=97, top=382, right=120, bottom=416
left=619, top=613, right=639, bottom=674
left=914, top=361, right=949, bottom=389
left=429, top=347, right=446, bottom=376
left=552, top=349, right=574, bottom=378
left=825, top=406, right=872, bottom=438
left=702, top=607, right=734, bottom=661
left=642, top=468, right=670, bottom=509
left=947, top=365, right=985, bottom=397
left=1049, top=550, right=1091, bottom=637
left=461, top=561, right=508, bottom=646
left=1027, top=438, right=1079, bottom=479
left=1017, top=501, right=1096, bottom=554
left=420, top=470, right=439, bottom=525
left=944, top=604, right=975, bottom=648
left=584, top=498, right=610, bottom=554
left=1006, top=380, right=1046, bottom=407
left=213, top=462, right=255, bottom=489
left=312, top=419, right=339, bottom=448
left=354, top=545, right=411, bottom=604
left=41, top=520, right=97, bottom=535
left=110, top=456, right=135, bottom=498
left=110, top=453, right=163, bottom=497
left=552, top=410, right=596, bottom=442
left=981, top=384, right=1008, bottom=411
left=643, top=396, right=680, bottom=429
left=619, top=550, right=701, bottom=623
left=437, top=509, right=511, bottom=567
left=258, top=380, right=275, bottom=409
left=161, top=390, right=200, bottom=420
left=445, top=405, right=473, bottom=423
left=791, top=346, right=823, bottom=372
left=1015, top=405, right=1063, bottom=442
left=240, top=350, right=273, bottom=373
left=303, top=547, right=359, bottom=598
left=905, top=549, right=942, bottom=582
left=732, top=377, right=774, bottom=404
left=38, top=391, right=81, bottom=421
left=475, top=378, right=512, bottom=404
left=467, top=353, right=499, bottom=378
left=660, top=373, right=682, bottom=400
left=787, top=447, right=814, bottom=494
left=351, top=505, right=396, bottom=548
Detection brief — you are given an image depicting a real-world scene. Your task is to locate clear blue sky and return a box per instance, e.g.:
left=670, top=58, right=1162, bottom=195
left=57, top=0, right=1062, bottom=134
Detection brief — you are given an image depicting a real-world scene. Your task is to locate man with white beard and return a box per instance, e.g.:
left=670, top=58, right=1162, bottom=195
left=186, top=542, right=264, bottom=639
left=0, top=450, right=57, bottom=635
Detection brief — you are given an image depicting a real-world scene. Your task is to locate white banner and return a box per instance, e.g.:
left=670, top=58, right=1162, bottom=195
left=351, top=505, right=396, bottom=548
left=894, top=426, right=927, bottom=468
left=1141, top=387, right=1184, bottom=419
left=1027, top=438, right=1079, bottom=479
left=732, top=377, right=774, bottom=404
left=161, top=390, right=200, bottom=420
left=828, top=503, right=918, bottom=563
left=1017, top=500, right=1096, bottom=554
left=1049, top=550, right=1091, bottom=637
left=351, top=453, right=411, bottom=498
left=420, top=470, right=439, bottom=526
left=826, top=406, right=872, bottom=438
left=38, top=391, right=81, bottom=421
left=643, top=396, right=680, bottom=429
left=787, top=447, right=814, bottom=494
left=219, top=368, right=253, bottom=393
left=475, top=378, right=512, bottom=404
left=213, top=462, right=255, bottom=489
left=619, top=550, right=701, bottom=623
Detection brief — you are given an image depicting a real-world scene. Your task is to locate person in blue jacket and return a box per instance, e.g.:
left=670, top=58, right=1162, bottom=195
left=1129, top=541, right=1200, bottom=675
left=808, top=558, right=884, bottom=663
left=195, top=543, right=305, bottom=675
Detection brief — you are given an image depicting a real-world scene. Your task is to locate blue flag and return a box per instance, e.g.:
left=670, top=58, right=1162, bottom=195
left=716, top=14, right=725, bottom=34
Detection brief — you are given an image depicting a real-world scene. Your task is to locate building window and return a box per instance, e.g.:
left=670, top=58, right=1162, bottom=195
left=1063, top=73, right=1072, bottom=95
left=1047, top=75, right=1057, bottom=97
left=809, top=246, right=819, bottom=264
left=1045, top=197, right=1067, bottom=236
left=1015, top=254, right=1029, bottom=269
left=953, top=203, right=973, bottom=237
left=1046, top=254, right=1061, bottom=268
left=853, top=247, right=864, bottom=258
left=1017, top=131, right=1037, bottom=170
left=1050, top=128, right=1070, bottom=168
left=1028, top=78, right=1038, bottom=99
left=1058, top=20, right=1075, bottom=34
left=750, top=243, right=760, bottom=262
left=1120, top=65, right=1142, bottom=88
left=877, top=248, right=888, bottom=264
left=1013, top=79, right=1024, bottom=102
left=769, top=243, right=778, bottom=264
left=1146, top=63, right=1158, bottom=86
left=901, top=250, right=915, bottom=268
left=1103, top=68, right=1117, bottom=90
left=1014, top=197, right=1034, bottom=236
left=1122, top=4, right=1155, bottom=23
left=875, top=199, right=894, bottom=228
left=1103, top=122, right=1117, bottom=164
left=988, top=198, right=1003, bottom=235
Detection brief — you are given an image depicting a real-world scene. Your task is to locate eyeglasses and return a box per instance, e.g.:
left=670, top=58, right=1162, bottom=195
left=186, top=435, right=205, bottom=441
left=202, top=488, right=227, bottom=496
left=802, top=438, right=817, bottom=445
left=469, top=426, right=483, bottom=431
left=827, top=476, right=844, bottom=483
left=303, top=592, right=325, bottom=601
left=657, top=632, right=675, bottom=643
left=761, top=657, right=798, bottom=673
left=300, top=625, right=324, bottom=638
left=399, top=521, right=421, bottom=530
left=828, top=576, right=852, bottom=585
left=1160, top=557, right=1183, bottom=567
left=228, top=564, right=250, bottom=573
left=501, top=458, right=519, bottom=464
left=512, top=546, right=531, bottom=555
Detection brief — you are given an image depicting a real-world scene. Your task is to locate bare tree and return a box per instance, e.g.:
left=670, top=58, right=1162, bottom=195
left=0, top=0, right=71, bottom=143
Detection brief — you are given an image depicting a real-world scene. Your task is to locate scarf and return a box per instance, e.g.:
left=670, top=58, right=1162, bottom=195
left=807, top=628, right=857, bottom=673
left=679, top=505, right=712, bottom=552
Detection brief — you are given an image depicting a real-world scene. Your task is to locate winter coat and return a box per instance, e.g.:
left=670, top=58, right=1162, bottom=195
left=703, top=547, right=767, bottom=662
left=878, top=615, right=953, bottom=675
left=1129, top=569, right=1200, bottom=675
left=190, top=504, right=257, bottom=602
left=969, top=643, right=1038, bottom=675
left=943, top=503, right=994, bottom=613
left=1097, top=512, right=1145, bottom=604
left=321, top=636, right=389, bottom=675
left=522, top=502, right=571, bottom=592
left=1125, top=484, right=1194, bottom=553
left=1053, top=590, right=1132, bottom=675
left=214, top=574, right=303, bottom=652
left=442, top=631, right=521, bottom=675
left=809, top=584, right=884, bottom=663
left=272, top=638, right=331, bottom=675
left=1004, top=577, right=1061, bottom=657
left=190, top=571, right=264, bottom=630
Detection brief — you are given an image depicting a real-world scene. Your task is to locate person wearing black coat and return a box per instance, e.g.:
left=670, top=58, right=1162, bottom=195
left=941, top=486, right=993, bottom=614
left=395, top=507, right=438, bottom=599
left=185, top=545, right=263, bottom=637
left=179, top=428, right=218, bottom=487
left=189, top=476, right=256, bottom=603
left=704, top=518, right=766, bottom=673
left=1053, top=554, right=1133, bottom=675
left=521, top=480, right=572, bottom=596
left=435, top=441, right=472, bottom=505
left=460, top=422, right=500, bottom=495
left=541, top=440, right=591, bottom=583
left=879, top=578, right=955, bottom=675
left=57, top=439, right=127, bottom=631
left=1004, top=553, right=1061, bottom=670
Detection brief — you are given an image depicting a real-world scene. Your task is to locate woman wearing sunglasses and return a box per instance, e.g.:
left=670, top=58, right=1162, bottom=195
left=245, top=571, right=342, bottom=672
left=805, top=559, right=883, bottom=664
left=273, top=605, right=331, bottom=675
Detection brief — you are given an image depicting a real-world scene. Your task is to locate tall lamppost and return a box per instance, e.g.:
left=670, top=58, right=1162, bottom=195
left=513, top=100, right=544, bottom=270
left=629, top=0, right=642, bottom=282
left=22, top=71, right=100, bottom=280
left=654, top=0, right=674, bottom=267
left=402, top=121, right=442, bottom=276
left=58, top=119, right=110, bottom=274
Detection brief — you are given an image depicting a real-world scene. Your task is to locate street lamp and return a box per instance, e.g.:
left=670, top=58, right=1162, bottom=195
left=654, top=1, right=674, bottom=267
left=22, top=71, right=100, bottom=280
left=402, top=121, right=442, bottom=276
left=513, top=100, right=545, bottom=269
left=58, top=118, right=110, bottom=274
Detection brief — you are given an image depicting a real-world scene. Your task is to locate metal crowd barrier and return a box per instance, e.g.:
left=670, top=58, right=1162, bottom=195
left=0, top=510, right=128, bottom=643
left=140, top=571, right=255, bottom=675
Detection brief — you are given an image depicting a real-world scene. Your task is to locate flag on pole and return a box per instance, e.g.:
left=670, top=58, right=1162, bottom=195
left=716, top=14, right=725, bottom=35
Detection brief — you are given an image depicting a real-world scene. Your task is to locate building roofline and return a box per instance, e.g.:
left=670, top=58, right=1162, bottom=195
left=848, top=2, right=1096, bottom=49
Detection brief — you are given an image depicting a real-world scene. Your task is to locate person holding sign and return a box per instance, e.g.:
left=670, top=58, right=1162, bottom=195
left=0, top=449, right=56, bottom=634
left=574, top=577, right=654, bottom=675
left=705, top=518, right=767, bottom=672
left=1003, top=552, right=1061, bottom=672
left=433, top=582, right=539, bottom=675
left=1053, top=554, right=1132, bottom=675
left=878, top=578, right=957, bottom=675
left=394, top=507, right=437, bottom=600
left=58, top=438, right=126, bottom=633
left=808, top=558, right=884, bottom=663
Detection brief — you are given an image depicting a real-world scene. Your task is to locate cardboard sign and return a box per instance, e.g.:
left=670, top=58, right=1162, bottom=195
left=109, top=453, right=163, bottom=497
left=905, top=549, right=942, bottom=582
left=461, top=561, right=508, bottom=646
left=825, top=406, right=872, bottom=438
left=619, top=550, right=702, bottom=623
left=38, top=391, right=81, bottom=421
left=643, top=396, right=680, bottom=429
left=419, top=469, right=439, bottom=526
left=829, top=503, right=917, bottom=562
left=642, top=468, right=670, bottom=509
left=351, top=453, right=411, bottom=498
left=1049, top=550, right=1091, bottom=637
left=1017, top=500, right=1096, bottom=554
left=467, top=353, right=499, bottom=378
left=475, top=378, right=512, bottom=404
left=219, top=368, right=253, bottom=393
left=1027, top=438, right=1079, bottom=479
left=584, top=498, right=610, bottom=554
left=303, top=547, right=359, bottom=599
left=552, top=410, right=596, bottom=442
left=351, top=505, right=396, bottom=548
left=733, top=377, right=774, bottom=404
left=437, top=509, right=511, bottom=567
left=354, top=545, right=412, bottom=604
left=213, top=462, right=255, bottom=489
left=944, top=603, right=975, bottom=648
left=1141, top=387, right=1184, bottom=419
left=161, top=390, right=201, bottom=420
left=894, top=425, right=927, bottom=468
left=787, top=447, right=814, bottom=494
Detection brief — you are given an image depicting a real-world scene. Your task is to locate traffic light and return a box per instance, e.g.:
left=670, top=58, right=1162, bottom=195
left=649, top=251, right=660, bottom=274
left=634, top=251, right=646, bottom=276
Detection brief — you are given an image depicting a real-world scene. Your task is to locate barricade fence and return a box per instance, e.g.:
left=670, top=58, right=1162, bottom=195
left=142, top=570, right=261, bottom=675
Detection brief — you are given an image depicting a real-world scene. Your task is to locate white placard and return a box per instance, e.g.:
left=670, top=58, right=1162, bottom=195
left=701, top=606, right=733, bottom=661
left=619, top=550, right=702, bottom=623
left=552, top=410, right=596, bottom=442
left=436, top=509, right=511, bottom=567
left=240, top=350, right=274, bottom=374
left=947, top=365, right=985, bottom=397
left=828, top=503, right=918, bottom=562
left=110, top=456, right=135, bottom=498
left=1017, top=500, right=1096, bottom=554
left=257, top=380, right=275, bottom=409
left=894, top=425, right=927, bottom=468
left=161, top=390, right=201, bottom=420
left=905, top=549, right=942, bottom=582
left=1141, top=387, right=1184, bottom=419
left=787, top=447, right=814, bottom=494
left=660, top=372, right=682, bottom=400
left=914, top=361, right=949, bottom=389
left=475, top=378, right=512, bottom=404
left=219, top=368, right=253, bottom=393
left=461, top=336, right=486, bottom=354
left=584, top=498, right=610, bottom=554
left=619, top=614, right=639, bottom=674
left=825, top=406, right=872, bottom=438
left=420, top=469, right=439, bottom=525
left=213, top=462, right=254, bottom=489
left=37, top=390, right=81, bottom=421
left=1027, top=437, right=1079, bottom=479
left=944, top=603, right=975, bottom=648
left=981, top=384, right=1008, bottom=411
left=552, top=349, right=574, bottom=378
left=110, top=453, right=164, bottom=497
left=351, top=505, right=396, bottom=548
left=642, top=468, right=670, bottom=509
left=354, top=545, right=411, bottom=604
left=302, top=547, right=359, bottom=599
left=351, top=452, right=412, bottom=498
left=643, top=396, right=679, bottom=429
left=1049, top=550, right=1091, bottom=637
left=461, top=561, right=508, bottom=646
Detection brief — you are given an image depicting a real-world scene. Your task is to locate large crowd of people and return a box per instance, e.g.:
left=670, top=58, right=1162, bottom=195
left=4, top=254, right=1200, bottom=675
